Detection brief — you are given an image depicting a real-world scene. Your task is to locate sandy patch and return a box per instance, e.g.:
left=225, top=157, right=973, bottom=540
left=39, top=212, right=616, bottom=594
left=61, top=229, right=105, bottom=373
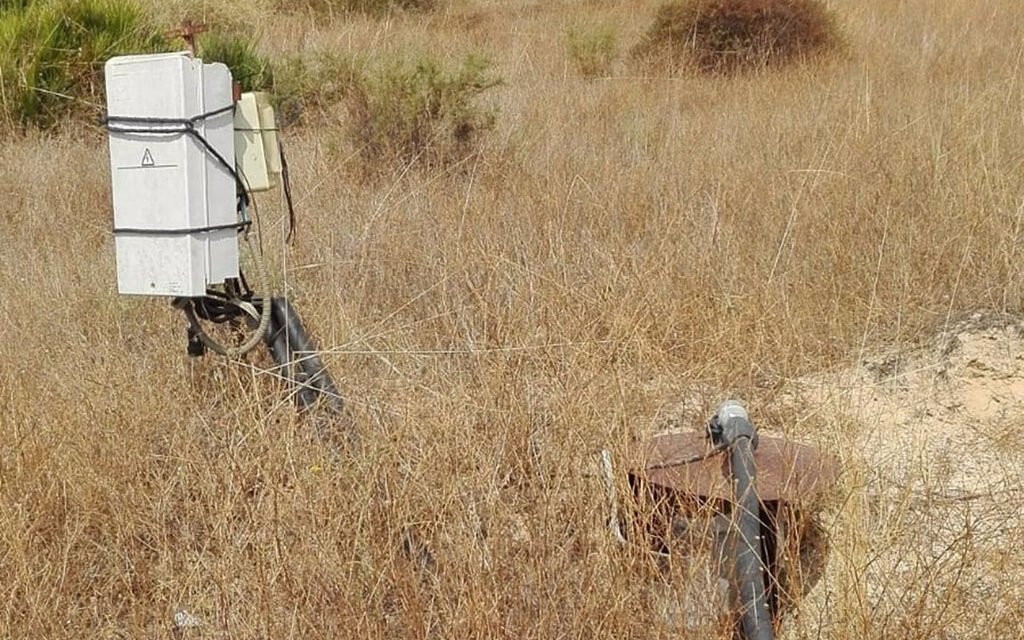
left=782, top=313, right=1024, bottom=638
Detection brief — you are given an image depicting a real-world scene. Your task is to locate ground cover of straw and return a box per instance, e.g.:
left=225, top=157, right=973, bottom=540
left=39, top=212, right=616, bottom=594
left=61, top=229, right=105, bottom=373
left=2, top=0, right=1023, bottom=637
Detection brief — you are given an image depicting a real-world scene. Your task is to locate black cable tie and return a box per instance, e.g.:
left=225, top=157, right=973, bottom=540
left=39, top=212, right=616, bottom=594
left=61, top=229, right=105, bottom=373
left=101, top=102, right=236, bottom=128
left=113, top=220, right=251, bottom=236
left=102, top=103, right=250, bottom=209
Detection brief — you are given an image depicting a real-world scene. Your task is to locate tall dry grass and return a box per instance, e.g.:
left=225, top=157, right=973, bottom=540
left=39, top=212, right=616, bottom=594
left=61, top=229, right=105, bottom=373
left=2, top=0, right=1024, bottom=637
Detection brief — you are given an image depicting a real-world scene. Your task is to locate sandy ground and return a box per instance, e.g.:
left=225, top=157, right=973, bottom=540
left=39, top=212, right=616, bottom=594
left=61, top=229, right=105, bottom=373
left=782, top=312, right=1024, bottom=638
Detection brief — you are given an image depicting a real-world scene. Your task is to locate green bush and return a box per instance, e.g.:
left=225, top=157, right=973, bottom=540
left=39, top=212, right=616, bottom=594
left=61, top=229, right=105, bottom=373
left=197, top=31, right=272, bottom=93
left=258, top=51, right=500, bottom=166
left=634, top=0, right=842, bottom=73
left=0, top=0, right=37, bottom=10
left=269, top=53, right=363, bottom=126
left=0, top=0, right=169, bottom=127
left=566, top=25, right=618, bottom=79
left=344, top=54, right=501, bottom=170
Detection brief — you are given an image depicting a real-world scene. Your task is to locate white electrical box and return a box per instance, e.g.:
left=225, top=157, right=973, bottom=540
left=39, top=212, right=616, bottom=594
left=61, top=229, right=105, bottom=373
left=105, top=52, right=239, bottom=297
left=234, top=91, right=282, bottom=192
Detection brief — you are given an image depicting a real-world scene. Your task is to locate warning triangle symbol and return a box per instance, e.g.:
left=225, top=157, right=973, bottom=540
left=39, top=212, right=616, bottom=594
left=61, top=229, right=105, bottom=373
left=141, top=148, right=155, bottom=167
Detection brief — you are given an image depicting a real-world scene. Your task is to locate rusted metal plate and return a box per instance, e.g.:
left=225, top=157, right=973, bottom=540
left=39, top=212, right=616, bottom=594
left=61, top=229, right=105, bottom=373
left=639, top=432, right=838, bottom=504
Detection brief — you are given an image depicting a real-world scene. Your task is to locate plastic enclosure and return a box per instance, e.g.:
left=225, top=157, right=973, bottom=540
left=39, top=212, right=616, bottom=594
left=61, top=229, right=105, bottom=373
left=234, top=92, right=282, bottom=192
left=106, top=52, right=239, bottom=297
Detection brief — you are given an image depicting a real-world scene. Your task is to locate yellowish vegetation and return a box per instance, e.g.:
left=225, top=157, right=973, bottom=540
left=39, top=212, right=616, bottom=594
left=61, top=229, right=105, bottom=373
left=2, top=0, right=1023, bottom=637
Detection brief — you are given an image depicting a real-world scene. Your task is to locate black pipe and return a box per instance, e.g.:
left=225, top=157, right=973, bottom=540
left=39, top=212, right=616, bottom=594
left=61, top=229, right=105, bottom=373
left=264, top=297, right=343, bottom=413
left=710, top=401, right=774, bottom=640
left=278, top=298, right=344, bottom=410
left=264, top=304, right=317, bottom=408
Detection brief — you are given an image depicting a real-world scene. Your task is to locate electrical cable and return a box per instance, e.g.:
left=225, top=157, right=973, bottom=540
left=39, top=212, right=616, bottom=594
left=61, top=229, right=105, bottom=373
left=183, top=233, right=271, bottom=357
left=279, top=138, right=297, bottom=243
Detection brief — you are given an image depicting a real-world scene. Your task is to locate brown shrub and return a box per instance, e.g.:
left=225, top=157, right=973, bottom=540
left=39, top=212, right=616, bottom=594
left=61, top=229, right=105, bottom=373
left=634, top=0, right=842, bottom=73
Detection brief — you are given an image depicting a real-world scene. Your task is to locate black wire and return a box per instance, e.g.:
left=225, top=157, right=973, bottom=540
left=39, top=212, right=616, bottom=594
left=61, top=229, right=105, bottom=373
left=237, top=269, right=253, bottom=298
left=102, top=104, right=250, bottom=209
left=191, top=296, right=247, bottom=325
left=103, top=103, right=235, bottom=126
left=113, top=220, right=249, bottom=235
left=279, top=138, right=297, bottom=244
left=204, top=287, right=232, bottom=301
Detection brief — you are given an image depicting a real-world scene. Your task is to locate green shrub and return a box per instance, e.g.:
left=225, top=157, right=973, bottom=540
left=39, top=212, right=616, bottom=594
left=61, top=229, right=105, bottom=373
left=344, top=54, right=501, bottom=170
left=566, top=25, right=618, bottom=79
left=269, top=53, right=363, bottom=126
left=197, top=31, right=272, bottom=93
left=0, top=0, right=36, bottom=10
left=0, top=0, right=169, bottom=127
left=634, top=0, right=842, bottom=73
left=259, top=51, right=499, bottom=166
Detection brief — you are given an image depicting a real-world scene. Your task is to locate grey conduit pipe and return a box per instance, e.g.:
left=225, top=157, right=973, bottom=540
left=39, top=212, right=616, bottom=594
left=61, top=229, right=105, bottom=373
left=711, top=401, right=775, bottom=640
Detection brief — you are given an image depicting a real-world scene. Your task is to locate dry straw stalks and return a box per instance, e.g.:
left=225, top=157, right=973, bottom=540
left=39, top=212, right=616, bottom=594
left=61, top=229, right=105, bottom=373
left=2, top=0, right=1024, bottom=637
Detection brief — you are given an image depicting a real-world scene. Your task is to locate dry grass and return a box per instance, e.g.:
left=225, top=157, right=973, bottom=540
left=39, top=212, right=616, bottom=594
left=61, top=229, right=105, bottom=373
left=2, top=0, right=1024, bottom=637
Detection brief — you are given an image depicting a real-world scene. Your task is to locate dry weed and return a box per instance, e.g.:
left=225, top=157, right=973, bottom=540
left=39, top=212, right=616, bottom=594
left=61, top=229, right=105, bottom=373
left=2, top=0, right=1024, bottom=637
